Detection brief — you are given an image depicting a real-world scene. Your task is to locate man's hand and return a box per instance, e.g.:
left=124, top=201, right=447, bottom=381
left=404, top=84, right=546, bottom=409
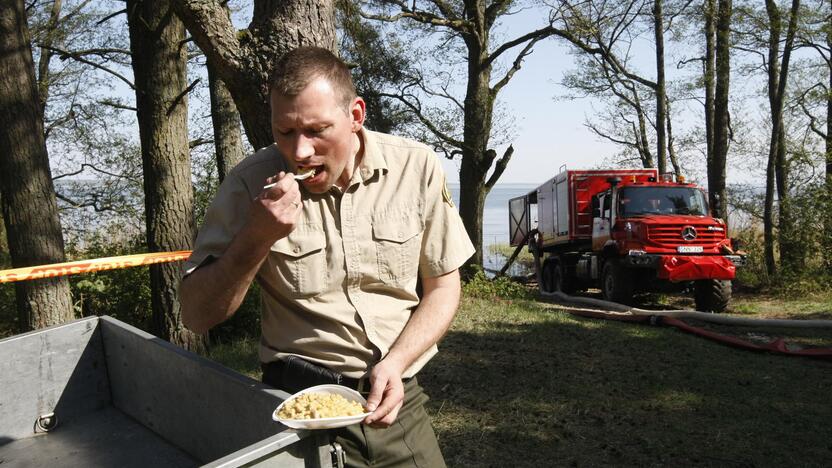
left=363, top=358, right=406, bottom=428
left=248, top=171, right=302, bottom=245
left=180, top=172, right=302, bottom=335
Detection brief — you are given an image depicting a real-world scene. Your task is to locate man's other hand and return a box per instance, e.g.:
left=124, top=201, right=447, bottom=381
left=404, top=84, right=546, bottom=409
left=363, top=359, right=405, bottom=428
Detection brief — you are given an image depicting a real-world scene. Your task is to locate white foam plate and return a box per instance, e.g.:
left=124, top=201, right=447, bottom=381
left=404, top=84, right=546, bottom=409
left=272, top=384, right=373, bottom=430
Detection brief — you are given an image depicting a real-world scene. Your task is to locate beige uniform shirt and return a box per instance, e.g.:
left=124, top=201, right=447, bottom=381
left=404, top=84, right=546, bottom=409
left=185, top=129, right=475, bottom=378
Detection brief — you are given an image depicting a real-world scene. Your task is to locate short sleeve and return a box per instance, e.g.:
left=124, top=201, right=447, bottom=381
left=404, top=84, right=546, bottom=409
left=182, top=173, right=253, bottom=276
left=419, top=153, right=475, bottom=277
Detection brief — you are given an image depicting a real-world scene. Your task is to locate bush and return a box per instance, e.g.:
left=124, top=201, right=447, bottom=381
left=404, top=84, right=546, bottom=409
left=66, top=235, right=153, bottom=331
left=462, top=266, right=533, bottom=300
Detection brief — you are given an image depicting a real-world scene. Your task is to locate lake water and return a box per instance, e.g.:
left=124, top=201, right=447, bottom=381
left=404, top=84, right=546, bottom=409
left=449, top=183, right=538, bottom=271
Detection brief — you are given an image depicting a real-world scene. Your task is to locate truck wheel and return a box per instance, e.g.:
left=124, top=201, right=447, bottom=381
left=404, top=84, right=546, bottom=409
left=694, top=279, right=732, bottom=313
left=601, top=261, right=633, bottom=304
left=541, top=259, right=556, bottom=293
left=554, top=261, right=576, bottom=294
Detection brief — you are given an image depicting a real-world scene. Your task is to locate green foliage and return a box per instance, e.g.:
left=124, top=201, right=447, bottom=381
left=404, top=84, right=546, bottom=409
left=462, top=267, right=533, bottom=300
left=337, top=0, right=415, bottom=134
left=729, top=180, right=832, bottom=292
left=66, top=234, right=153, bottom=331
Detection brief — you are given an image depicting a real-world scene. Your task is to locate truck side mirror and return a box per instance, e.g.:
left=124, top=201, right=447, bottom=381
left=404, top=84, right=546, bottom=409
left=591, top=197, right=600, bottom=218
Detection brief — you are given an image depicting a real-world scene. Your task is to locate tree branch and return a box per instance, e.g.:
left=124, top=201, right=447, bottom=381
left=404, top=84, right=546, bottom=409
left=189, top=137, right=214, bottom=149
left=53, top=163, right=131, bottom=181
left=358, top=2, right=469, bottom=31
left=97, top=8, right=127, bottom=24
left=484, top=24, right=554, bottom=68
left=797, top=83, right=828, bottom=139
left=98, top=98, right=137, bottom=112
left=378, top=88, right=465, bottom=149
left=491, top=35, right=541, bottom=96
left=485, top=145, right=514, bottom=189
left=167, top=78, right=201, bottom=115
left=39, top=44, right=135, bottom=89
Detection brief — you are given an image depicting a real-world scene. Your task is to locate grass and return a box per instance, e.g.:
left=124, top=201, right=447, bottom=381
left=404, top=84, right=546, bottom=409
left=208, top=290, right=832, bottom=467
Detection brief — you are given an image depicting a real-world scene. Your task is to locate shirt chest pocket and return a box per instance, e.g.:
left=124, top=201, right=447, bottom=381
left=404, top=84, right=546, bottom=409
left=372, top=216, right=424, bottom=285
left=269, top=232, right=328, bottom=297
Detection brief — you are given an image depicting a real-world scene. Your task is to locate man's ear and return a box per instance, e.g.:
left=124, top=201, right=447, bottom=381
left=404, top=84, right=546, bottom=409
left=350, top=97, right=366, bottom=132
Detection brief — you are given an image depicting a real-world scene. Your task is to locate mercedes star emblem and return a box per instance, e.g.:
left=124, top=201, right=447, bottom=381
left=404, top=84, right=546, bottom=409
left=681, top=226, right=697, bottom=241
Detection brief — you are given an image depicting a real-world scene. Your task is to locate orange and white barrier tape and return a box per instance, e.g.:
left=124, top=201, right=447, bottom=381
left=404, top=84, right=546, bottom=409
left=0, top=251, right=192, bottom=284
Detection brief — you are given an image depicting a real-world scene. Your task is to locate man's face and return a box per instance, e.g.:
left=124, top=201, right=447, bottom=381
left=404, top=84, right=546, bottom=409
left=270, top=77, right=365, bottom=194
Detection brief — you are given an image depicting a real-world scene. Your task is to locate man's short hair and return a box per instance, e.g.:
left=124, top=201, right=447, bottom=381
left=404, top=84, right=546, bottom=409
left=269, top=46, right=356, bottom=110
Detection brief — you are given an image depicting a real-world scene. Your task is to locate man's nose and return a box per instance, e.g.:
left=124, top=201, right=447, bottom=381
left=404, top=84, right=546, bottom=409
left=292, top=134, right=315, bottom=160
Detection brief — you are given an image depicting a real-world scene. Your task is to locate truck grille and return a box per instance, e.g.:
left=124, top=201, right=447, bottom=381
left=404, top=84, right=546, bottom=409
left=647, top=224, right=724, bottom=246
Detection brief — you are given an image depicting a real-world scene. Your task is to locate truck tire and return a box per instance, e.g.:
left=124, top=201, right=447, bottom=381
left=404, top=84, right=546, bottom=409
left=694, top=279, right=732, bottom=313
left=554, top=261, right=577, bottom=294
left=601, top=261, right=633, bottom=304
left=541, top=259, right=557, bottom=293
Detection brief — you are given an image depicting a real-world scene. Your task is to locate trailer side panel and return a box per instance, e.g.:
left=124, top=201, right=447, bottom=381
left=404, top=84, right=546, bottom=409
left=0, top=317, right=110, bottom=442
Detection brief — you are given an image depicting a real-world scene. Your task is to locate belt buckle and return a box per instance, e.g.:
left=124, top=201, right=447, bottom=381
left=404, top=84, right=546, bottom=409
left=354, top=378, right=369, bottom=393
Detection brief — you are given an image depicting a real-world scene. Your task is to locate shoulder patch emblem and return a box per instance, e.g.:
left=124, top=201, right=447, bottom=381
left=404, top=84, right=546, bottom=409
left=442, top=178, right=454, bottom=207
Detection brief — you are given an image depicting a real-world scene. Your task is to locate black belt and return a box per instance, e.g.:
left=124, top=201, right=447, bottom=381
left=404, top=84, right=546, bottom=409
left=261, top=356, right=371, bottom=394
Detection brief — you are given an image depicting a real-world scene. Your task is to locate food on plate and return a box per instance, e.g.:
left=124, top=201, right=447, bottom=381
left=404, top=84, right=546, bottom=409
left=277, top=392, right=365, bottom=420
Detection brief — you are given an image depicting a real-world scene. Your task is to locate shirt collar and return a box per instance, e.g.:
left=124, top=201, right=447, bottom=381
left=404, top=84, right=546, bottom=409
left=351, top=128, right=388, bottom=185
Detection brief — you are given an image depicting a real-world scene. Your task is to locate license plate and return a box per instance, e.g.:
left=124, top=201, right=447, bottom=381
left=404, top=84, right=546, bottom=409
left=677, top=245, right=703, bottom=253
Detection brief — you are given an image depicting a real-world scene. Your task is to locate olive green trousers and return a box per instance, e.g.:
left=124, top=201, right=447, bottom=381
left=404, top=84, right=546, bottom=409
left=332, top=377, right=446, bottom=468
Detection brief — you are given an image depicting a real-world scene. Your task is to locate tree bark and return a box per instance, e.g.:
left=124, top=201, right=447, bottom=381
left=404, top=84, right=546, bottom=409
left=704, top=0, right=716, bottom=175
left=208, top=63, right=244, bottom=182
left=774, top=0, right=801, bottom=273
left=458, top=1, right=494, bottom=271
left=709, top=0, right=731, bottom=223
left=764, top=0, right=800, bottom=276
left=666, top=96, right=681, bottom=176
left=763, top=0, right=781, bottom=278
left=173, top=0, right=337, bottom=150
left=0, top=0, right=73, bottom=331
left=127, top=0, right=205, bottom=352
left=826, top=3, right=832, bottom=270
left=653, top=0, right=667, bottom=174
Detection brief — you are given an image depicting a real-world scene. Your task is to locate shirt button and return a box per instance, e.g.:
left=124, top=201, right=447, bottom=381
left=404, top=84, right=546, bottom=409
left=293, top=247, right=300, bottom=253
left=362, top=169, right=370, bottom=178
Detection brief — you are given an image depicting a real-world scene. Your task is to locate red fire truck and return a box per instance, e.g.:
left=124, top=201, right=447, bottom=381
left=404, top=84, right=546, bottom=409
left=509, top=167, right=745, bottom=312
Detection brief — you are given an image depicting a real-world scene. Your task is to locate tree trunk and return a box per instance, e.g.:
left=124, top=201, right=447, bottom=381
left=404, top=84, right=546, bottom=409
left=0, top=0, right=73, bottom=331
left=208, top=63, right=244, bottom=182
left=823, top=0, right=832, bottom=270
left=634, top=88, right=655, bottom=168
left=173, top=0, right=337, bottom=150
left=704, top=0, right=716, bottom=173
left=763, top=0, right=781, bottom=278
left=774, top=0, right=801, bottom=273
left=764, top=0, right=800, bottom=276
left=666, top=96, right=681, bottom=176
left=709, top=0, right=731, bottom=223
left=458, top=6, right=495, bottom=273
left=127, top=0, right=205, bottom=352
left=653, top=0, right=667, bottom=174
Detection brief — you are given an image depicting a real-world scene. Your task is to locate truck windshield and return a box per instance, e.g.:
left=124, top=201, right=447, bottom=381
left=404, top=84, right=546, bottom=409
left=617, top=186, right=709, bottom=216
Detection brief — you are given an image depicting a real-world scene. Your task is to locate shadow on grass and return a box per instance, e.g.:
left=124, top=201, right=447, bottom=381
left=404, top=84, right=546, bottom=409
left=420, top=302, right=832, bottom=467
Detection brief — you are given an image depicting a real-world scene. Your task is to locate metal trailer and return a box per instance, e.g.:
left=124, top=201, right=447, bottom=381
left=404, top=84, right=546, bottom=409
left=0, top=316, right=343, bottom=467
